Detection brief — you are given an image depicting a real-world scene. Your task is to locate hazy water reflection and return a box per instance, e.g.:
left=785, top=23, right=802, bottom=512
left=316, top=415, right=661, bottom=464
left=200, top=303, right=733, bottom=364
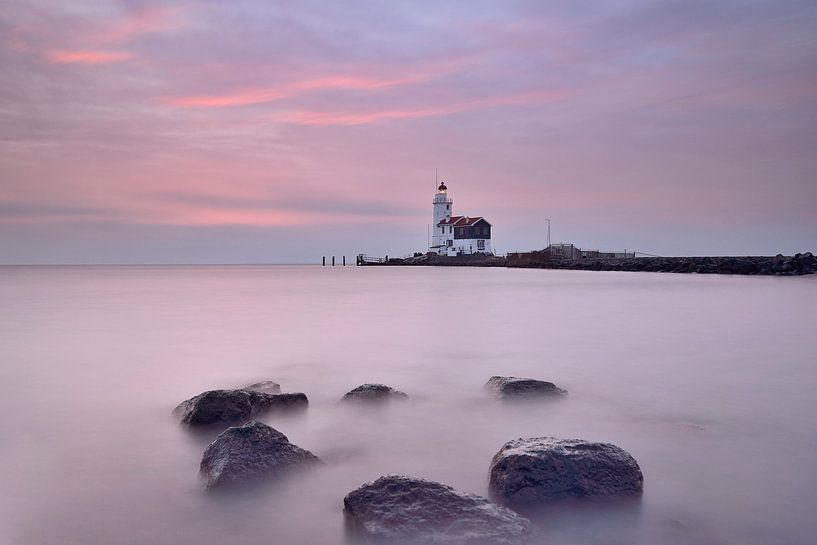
left=0, top=265, right=815, bottom=544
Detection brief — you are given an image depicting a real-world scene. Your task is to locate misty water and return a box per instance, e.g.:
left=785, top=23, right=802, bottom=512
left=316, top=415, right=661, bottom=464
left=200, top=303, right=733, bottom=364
left=1, top=265, right=815, bottom=545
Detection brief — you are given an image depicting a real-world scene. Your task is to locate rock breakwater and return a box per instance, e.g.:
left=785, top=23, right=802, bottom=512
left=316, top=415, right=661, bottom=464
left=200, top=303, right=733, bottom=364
left=368, top=251, right=816, bottom=275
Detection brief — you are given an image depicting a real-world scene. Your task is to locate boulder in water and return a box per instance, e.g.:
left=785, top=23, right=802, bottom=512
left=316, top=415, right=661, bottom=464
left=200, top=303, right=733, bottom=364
left=200, top=421, right=320, bottom=489
left=342, top=383, right=408, bottom=402
left=174, top=389, right=308, bottom=426
left=485, top=376, right=566, bottom=399
left=344, top=475, right=534, bottom=544
left=489, top=437, right=643, bottom=505
left=242, top=380, right=281, bottom=394
left=252, top=391, right=308, bottom=412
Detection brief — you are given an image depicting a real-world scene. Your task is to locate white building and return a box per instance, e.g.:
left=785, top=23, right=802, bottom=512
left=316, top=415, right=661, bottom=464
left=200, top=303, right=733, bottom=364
left=430, top=181, right=493, bottom=256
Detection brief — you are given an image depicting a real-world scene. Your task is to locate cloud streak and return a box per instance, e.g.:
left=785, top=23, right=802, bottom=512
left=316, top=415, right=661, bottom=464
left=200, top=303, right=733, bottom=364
left=162, top=61, right=468, bottom=108
left=94, top=5, right=182, bottom=45
left=6, top=3, right=182, bottom=67
left=45, top=49, right=134, bottom=64
left=283, top=90, right=570, bottom=126
left=163, top=74, right=426, bottom=107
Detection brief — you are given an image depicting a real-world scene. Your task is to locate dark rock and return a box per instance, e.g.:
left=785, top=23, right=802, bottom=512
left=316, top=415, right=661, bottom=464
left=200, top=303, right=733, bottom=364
left=174, top=389, right=308, bottom=426
left=342, top=383, right=408, bottom=402
left=343, top=475, right=534, bottom=544
left=792, top=252, right=816, bottom=274
left=174, top=389, right=253, bottom=426
left=489, top=437, right=643, bottom=504
left=242, top=380, right=281, bottom=394
left=200, top=421, right=320, bottom=489
left=485, top=376, right=566, bottom=399
left=253, top=392, right=308, bottom=411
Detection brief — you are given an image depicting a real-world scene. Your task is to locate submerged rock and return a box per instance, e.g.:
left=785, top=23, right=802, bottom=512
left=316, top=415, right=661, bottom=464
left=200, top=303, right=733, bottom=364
left=344, top=475, right=534, bottom=544
left=242, top=380, right=281, bottom=394
left=200, top=421, right=320, bottom=489
left=174, top=389, right=307, bottom=426
left=341, top=383, right=408, bottom=402
left=489, top=437, right=643, bottom=505
left=485, top=376, right=566, bottom=399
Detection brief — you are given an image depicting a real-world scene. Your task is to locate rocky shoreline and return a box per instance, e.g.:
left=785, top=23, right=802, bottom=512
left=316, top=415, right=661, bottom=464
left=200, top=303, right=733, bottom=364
left=366, top=251, right=817, bottom=276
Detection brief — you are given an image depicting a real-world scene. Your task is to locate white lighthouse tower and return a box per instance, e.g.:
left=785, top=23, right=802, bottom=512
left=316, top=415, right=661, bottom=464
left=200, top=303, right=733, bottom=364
left=428, top=178, right=493, bottom=256
left=431, top=181, right=453, bottom=253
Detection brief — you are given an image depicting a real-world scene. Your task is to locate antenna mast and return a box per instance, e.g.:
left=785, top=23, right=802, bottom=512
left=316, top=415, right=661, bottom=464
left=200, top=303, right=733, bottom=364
left=546, top=218, right=551, bottom=249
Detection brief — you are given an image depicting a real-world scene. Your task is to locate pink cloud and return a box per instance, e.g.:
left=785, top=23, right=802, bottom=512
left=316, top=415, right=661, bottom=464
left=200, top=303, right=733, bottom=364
left=163, top=64, right=467, bottom=108
left=165, top=88, right=291, bottom=108
left=14, top=6, right=182, bottom=66
left=97, top=6, right=183, bottom=44
left=157, top=208, right=319, bottom=227
left=158, top=209, right=415, bottom=227
left=4, top=28, right=34, bottom=53
left=137, top=196, right=414, bottom=227
left=284, top=90, right=569, bottom=126
left=46, top=50, right=134, bottom=65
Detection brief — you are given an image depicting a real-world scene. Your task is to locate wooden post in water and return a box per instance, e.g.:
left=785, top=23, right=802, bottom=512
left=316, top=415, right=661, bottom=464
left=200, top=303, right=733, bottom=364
left=322, top=256, right=325, bottom=266
left=332, top=256, right=335, bottom=266
left=342, top=256, right=346, bottom=266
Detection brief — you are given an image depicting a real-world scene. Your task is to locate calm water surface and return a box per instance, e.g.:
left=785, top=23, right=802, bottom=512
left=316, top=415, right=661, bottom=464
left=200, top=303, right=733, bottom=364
left=1, top=266, right=815, bottom=545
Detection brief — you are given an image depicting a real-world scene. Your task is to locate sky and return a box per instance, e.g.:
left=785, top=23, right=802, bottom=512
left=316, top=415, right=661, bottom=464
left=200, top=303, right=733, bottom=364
left=1, top=0, right=815, bottom=263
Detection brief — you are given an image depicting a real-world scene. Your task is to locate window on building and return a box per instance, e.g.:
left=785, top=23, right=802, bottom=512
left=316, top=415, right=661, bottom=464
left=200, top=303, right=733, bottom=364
left=477, top=240, right=485, bottom=250
left=446, top=239, right=453, bottom=247
left=446, top=204, right=449, bottom=210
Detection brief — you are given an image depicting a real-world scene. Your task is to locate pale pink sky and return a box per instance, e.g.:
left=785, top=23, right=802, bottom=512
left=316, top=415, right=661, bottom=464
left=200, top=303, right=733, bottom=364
left=1, top=0, right=815, bottom=263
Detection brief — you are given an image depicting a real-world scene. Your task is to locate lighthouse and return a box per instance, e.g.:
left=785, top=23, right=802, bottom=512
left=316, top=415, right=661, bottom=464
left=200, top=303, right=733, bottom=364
left=431, top=181, right=453, bottom=251
left=429, top=180, right=493, bottom=256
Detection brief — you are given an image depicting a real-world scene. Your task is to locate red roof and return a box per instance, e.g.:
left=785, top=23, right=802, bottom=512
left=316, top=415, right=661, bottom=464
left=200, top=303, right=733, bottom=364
left=437, top=216, right=490, bottom=227
left=438, top=215, right=464, bottom=226
left=458, top=216, right=486, bottom=226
